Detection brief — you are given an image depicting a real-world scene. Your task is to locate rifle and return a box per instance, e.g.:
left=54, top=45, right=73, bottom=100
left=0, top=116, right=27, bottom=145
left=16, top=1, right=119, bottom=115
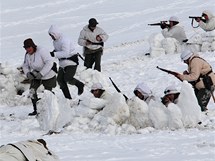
left=189, top=16, right=202, bottom=19
left=92, top=42, right=104, bottom=46
left=86, top=39, right=104, bottom=47
left=189, top=16, right=205, bottom=28
left=109, top=77, right=128, bottom=101
left=156, top=66, right=182, bottom=81
left=157, top=66, right=215, bottom=103
left=77, top=53, right=85, bottom=61
left=148, top=21, right=170, bottom=28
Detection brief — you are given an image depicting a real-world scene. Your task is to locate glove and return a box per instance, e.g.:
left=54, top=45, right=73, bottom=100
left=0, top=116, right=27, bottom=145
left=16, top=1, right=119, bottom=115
left=27, top=72, right=35, bottom=80
left=96, top=35, right=102, bottom=41
left=160, top=23, right=166, bottom=29
left=32, top=71, right=43, bottom=79
left=50, top=51, right=55, bottom=57
left=183, top=70, right=189, bottom=75
left=86, top=40, right=92, bottom=45
left=35, top=72, right=43, bottom=79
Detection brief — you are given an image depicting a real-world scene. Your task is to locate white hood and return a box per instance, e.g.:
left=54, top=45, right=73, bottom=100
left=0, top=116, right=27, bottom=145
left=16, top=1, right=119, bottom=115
left=48, top=25, right=61, bottom=40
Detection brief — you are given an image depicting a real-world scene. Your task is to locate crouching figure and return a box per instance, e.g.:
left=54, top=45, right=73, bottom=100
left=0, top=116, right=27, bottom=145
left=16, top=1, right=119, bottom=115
left=0, top=139, right=60, bottom=161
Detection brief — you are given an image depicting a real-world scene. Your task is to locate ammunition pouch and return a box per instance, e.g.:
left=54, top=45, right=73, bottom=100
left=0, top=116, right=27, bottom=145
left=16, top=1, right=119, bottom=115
left=189, top=69, right=213, bottom=89
left=202, top=72, right=213, bottom=90
left=59, top=54, right=79, bottom=65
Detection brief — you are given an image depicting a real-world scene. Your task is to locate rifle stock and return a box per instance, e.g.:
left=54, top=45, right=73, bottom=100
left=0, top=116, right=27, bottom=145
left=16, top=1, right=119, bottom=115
left=109, top=77, right=128, bottom=101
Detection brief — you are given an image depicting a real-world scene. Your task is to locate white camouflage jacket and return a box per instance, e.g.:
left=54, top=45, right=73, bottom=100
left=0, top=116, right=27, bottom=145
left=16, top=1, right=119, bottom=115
left=199, top=10, right=215, bottom=31
left=48, top=25, right=77, bottom=68
left=162, top=24, right=187, bottom=44
left=22, top=46, right=56, bottom=80
left=0, top=140, right=59, bottom=161
left=78, top=25, right=109, bottom=50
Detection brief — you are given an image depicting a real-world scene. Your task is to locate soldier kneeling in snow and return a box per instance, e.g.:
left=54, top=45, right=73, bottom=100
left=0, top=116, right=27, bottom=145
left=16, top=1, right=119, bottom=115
left=0, top=139, right=59, bottom=161
left=91, top=82, right=111, bottom=100
left=161, top=85, right=180, bottom=107
left=126, top=82, right=154, bottom=129
left=133, top=82, right=155, bottom=104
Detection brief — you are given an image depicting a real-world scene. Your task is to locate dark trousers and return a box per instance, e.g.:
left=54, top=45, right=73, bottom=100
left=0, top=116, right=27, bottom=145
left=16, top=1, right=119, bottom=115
left=194, top=88, right=212, bottom=111
left=30, top=76, right=56, bottom=98
left=57, top=66, right=79, bottom=88
left=30, top=76, right=56, bottom=111
left=57, top=65, right=83, bottom=98
left=84, top=48, right=103, bottom=72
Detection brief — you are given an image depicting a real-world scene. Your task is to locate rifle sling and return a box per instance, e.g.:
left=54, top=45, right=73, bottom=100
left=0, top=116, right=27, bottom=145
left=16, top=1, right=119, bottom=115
left=8, top=144, right=29, bottom=161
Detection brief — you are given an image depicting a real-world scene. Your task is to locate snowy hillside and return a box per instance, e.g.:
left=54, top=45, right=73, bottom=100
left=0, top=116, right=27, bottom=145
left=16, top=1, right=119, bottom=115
left=1, top=0, right=215, bottom=161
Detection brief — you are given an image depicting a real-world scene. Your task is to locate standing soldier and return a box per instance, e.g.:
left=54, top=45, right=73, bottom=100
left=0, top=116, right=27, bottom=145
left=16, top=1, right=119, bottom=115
left=78, top=18, right=109, bottom=72
left=176, top=50, right=215, bottom=111
left=22, top=38, right=57, bottom=116
left=48, top=25, right=84, bottom=99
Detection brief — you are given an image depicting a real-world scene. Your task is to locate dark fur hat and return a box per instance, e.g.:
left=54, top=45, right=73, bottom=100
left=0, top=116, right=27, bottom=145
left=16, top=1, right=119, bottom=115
left=23, top=38, right=37, bottom=48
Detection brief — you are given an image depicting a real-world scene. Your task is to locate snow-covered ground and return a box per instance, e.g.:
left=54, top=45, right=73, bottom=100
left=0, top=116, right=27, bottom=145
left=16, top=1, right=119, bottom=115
left=1, top=0, right=215, bottom=161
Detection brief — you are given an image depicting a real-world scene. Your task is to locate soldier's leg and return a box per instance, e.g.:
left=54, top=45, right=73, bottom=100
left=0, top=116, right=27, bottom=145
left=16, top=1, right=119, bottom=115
left=195, top=88, right=211, bottom=111
left=94, top=50, right=102, bottom=72
left=42, top=76, right=57, bottom=91
left=57, top=67, right=72, bottom=99
left=84, top=54, right=94, bottom=69
left=29, top=79, right=41, bottom=116
left=64, top=66, right=84, bottom=95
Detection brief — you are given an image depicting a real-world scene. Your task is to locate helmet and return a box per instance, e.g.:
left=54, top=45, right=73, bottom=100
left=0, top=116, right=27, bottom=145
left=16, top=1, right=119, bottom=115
left=169, top=16, right=179, bottom=22
left=164, top=85, right=180, bottom=96
left=180, top=50, right=193, bottom=61
left=134, top=82, right=152, bottom=98
left=91, top=82, right=103, bottom=91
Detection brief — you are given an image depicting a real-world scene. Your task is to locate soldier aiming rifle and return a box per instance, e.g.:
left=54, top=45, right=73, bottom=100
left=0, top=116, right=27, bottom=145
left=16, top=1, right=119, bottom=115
left=189, top=16, right=206, bottom=28
left=149, top=16, right=188, bottom=44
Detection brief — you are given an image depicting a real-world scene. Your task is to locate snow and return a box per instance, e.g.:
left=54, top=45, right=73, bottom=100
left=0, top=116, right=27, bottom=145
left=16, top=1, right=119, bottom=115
left=1, top=0, right=215, bottom=160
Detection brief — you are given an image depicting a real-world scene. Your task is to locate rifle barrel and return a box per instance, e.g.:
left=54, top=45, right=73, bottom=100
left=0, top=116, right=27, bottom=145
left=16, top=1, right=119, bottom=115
left=148, top=23, right=161, bottom=26
left=189, top=16, right=202, bottom=19
left=109, top=77, right=128, bottom=101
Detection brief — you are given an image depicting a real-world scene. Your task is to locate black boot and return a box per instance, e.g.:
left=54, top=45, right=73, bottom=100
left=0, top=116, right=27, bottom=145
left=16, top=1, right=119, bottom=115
left=75, top=81, right=84, bottom=95
left=28, top=111, right=37, bottom=116
left=28, top=99, right=38, bottom=116
left=62, top=87, right=72, bottom=99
